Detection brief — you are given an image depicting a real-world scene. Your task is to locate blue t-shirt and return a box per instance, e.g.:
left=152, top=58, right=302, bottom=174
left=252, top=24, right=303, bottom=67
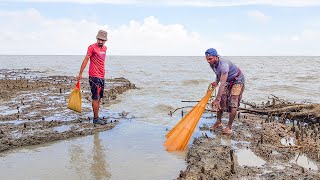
left=210, top=57, right=245, bottom=84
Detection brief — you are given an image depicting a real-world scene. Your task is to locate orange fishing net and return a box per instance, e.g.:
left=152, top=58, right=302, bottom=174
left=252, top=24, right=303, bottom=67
left=164, top=86, right=214, bottom=151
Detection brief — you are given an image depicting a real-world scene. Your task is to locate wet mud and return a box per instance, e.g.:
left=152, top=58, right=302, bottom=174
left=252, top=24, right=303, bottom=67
left=178, top=113, right=320, bottom=179
left=0, top=69, right=136, bottom=152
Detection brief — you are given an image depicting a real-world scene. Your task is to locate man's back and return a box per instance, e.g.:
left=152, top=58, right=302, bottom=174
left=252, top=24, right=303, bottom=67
left=210, top=58, right=244, bottom=84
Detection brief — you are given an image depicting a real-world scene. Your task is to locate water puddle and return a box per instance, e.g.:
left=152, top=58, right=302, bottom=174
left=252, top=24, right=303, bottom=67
left=290, top=154, right=318, bottom=171
left=0, top=120, right=186, bottom=180
left=0, top=106, right=18, bottom=115
left=0, top=120, right=28, bottom=125
left=0, top=105, right=8, bottom=111
left=218, top=138, right=250, bottom=149
left=52, top=125, right=73, bottom=133
left=270, top=164, right=286, bottom=170
left=236, top=149, right=266, bottom=167
left=44, top=114, right=79, bottom=122
left=11, top=130, right=24, bottom=138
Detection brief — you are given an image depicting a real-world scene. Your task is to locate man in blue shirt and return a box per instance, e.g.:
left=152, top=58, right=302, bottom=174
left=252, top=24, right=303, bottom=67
left=205, top=48, right=245, bottom=135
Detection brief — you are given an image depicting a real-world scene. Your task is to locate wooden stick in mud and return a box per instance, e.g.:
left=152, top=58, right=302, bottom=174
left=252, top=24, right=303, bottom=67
left=277, top=145, right=303, bottom=149
left=230, top=150, right=236, bottom=174
left=238, top=104, right=320, bottom=122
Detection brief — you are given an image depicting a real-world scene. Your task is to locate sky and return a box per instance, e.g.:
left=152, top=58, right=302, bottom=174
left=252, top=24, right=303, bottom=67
left=0, top=0, right=320, bottom=56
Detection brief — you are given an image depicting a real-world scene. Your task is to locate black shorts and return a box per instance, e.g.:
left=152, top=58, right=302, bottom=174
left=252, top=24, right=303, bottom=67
left=89, top=77, right=105, bottom=100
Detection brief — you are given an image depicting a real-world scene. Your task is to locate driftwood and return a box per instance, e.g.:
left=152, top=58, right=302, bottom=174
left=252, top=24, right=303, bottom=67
left=277, top=145, right=304, bottom=149
left=171, top=95, right=320, bottom=124
left=239, top=95, right=320, bottom=124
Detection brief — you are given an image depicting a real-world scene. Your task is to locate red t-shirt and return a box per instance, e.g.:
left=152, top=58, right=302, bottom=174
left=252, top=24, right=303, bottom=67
left=86, top=43, right=107, bottom=78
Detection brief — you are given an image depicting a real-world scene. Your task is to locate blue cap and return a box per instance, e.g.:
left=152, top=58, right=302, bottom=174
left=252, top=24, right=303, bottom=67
left=205, top=48, right=219, bottom=56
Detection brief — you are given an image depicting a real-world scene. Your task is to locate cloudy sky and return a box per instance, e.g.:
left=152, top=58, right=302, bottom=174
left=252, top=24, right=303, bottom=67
left=0, top=0, right=320, bottom=55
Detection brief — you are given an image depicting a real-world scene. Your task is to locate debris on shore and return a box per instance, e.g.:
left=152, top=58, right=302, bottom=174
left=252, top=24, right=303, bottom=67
left=175, top=96, right=320, bottom=179
left=0, top=69, right=136, bottom=152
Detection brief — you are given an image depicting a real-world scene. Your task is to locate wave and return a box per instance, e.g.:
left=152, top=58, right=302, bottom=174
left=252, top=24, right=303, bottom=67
left=155, top=104, right=175, bottom=112
left=182, top=79, right=208, bottom=86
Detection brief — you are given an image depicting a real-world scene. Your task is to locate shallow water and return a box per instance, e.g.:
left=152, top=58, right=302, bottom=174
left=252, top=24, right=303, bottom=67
left=0, top=105, right=17, bottom=115
left=0, top=120, right=28, bottom=125
left=0, top=120, right=186, bottom=180
left=52, top=124, right=73, bottom=133
left=236, top=149, right=266, bottom=167
left=0, top=55, right=319, bottom=178
left=290, top=154, right=319, bottom=171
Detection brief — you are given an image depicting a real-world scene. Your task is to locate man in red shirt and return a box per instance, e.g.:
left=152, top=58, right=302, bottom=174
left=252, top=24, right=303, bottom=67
left=77, top=30, right=108, bottom=125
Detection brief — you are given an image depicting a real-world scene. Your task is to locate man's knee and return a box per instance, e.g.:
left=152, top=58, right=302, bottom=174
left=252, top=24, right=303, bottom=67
left=230, top=96, right=240, bottom=108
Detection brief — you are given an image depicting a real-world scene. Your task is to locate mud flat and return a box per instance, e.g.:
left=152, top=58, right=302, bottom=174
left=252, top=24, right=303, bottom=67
left=177, top=101, right=320, bottom=179
left=0, top=69, right=136, bottom=152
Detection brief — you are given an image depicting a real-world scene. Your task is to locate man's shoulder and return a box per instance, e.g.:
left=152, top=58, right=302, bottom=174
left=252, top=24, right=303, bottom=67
left=219, top=57, right=232, bottom=66
left=219, top=57, right=229, bottom=62
left=89, top=43, right=97, bottom=48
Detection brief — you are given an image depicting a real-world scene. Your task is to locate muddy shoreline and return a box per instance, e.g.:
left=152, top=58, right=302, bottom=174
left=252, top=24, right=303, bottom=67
left=178, top=112, right=320, bottom=179
left=0, top=69, right=136, bottom=152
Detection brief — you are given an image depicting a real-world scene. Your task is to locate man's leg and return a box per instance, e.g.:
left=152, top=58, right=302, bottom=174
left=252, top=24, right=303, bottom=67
left=92, top=99, right=105, bottom=124
left=211, top=109, right=223, bottom=129
left=211, top=86, right=227, bottom=130
left=92, top=99, right=100, bottom=119
left=90, top=77, right=105, bottom=125
left=223, top=84, right=244, bottom=134
left=225, top=105, right=237, bottom=130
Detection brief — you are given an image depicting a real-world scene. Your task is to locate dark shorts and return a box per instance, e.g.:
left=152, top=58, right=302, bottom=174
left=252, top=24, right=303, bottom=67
left=220, top=83, right=245, bottom=112
left=89, top=77, right=105, bottom=100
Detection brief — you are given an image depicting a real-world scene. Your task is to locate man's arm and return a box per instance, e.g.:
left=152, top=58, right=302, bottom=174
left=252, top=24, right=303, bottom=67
left=216, top=75, right=219, bottom=83
left=77, top=55, right=90, bottom=81
left=215, top=73, right=227, bottom=100
left=212, top=73, right=228, bottom=110
left=212, top=75, right=220, bottom=87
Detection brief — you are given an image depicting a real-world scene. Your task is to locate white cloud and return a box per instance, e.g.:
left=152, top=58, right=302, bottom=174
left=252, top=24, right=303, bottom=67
left=1, top=9, right=320, bottom=56
left=225, top=33, right=252, bottom=41
left=0, top=9, right=216, bottom=55
left=269, top=29, right=320, bottom=55
left=0, top=9, right=109, bottom=55
left=291, top=35, right=300, bottom=41
left=5, top=0, right=320, bottom=7
left=272, top=29, right=320, bottom=42
left=247, top=10, right=270, bottom=23
left=302, top=29, right=320, bottom=39
left=109, top=16, right=217, bottom=55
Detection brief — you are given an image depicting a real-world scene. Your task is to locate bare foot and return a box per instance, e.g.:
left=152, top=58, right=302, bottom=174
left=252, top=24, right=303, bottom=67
left=222, top=126, right=233, bottom=135
left=210, top=121, right=223, bottom=131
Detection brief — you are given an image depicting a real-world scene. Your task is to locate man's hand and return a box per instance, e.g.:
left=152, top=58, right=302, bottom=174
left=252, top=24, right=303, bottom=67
left=77, top=74, right=82, bottom=81
left=211, top=82, right=218, bottom=88
left=212, top=98, right=221, bottom=111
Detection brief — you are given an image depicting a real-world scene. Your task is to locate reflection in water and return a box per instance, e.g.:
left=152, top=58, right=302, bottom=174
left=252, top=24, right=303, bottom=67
left=90, top=133, right=111, bottom=180
left=69, top=133, right=111, bottom=180
left=69, top=144, right=87, bottom=178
